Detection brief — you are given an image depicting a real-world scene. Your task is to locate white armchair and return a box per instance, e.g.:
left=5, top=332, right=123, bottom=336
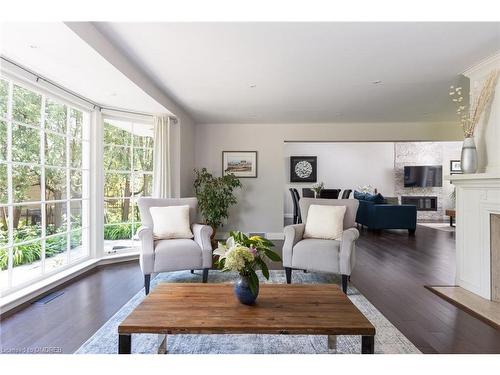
left=137, top=197, right=213, bottom=295
left=282, top=198, right=360, bottom=293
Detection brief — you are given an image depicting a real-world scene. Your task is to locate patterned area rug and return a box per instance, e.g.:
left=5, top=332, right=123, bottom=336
left=76, top=270, right=420, bottom=354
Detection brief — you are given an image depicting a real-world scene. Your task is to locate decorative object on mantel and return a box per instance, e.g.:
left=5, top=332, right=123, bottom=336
left=311, top=181, right=324, bottom=198
left=193, top=168, right=242, bottom=243
left=222, top=151, right=258, bottom=178
left=290, top=156, right=317, bottom=182
left=449, top=70, right=499, bottom=174
left=214, top=231, right=281, bottom=305
left=449, top=160, right=462, bottom=175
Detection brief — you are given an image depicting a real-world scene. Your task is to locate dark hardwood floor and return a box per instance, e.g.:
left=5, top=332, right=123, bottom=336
left=0, top=262, right=144, bottom=354
left=351, top=226, right=500, bottom=354
left=1, top=225, right=499, bottom=353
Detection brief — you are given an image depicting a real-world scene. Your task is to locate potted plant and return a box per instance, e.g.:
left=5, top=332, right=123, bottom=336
left=193, top=168, right=242, bottom=241
left=214, top=231, right=281, bottom=305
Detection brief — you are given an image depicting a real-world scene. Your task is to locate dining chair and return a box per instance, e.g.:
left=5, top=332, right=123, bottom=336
left=289, top=188, right=300, bottom=224
left=319, top=189, right=341, bottom=199
left=302, top=188, right=314, bottom=198
left=341, top=189, right=352, bottom=199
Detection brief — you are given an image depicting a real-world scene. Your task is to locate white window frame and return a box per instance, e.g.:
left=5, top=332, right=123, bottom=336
left=0, top=72, right=92, bottom=296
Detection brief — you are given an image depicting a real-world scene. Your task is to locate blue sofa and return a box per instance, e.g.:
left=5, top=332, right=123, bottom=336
left=354, top=193, right=417, bottom=234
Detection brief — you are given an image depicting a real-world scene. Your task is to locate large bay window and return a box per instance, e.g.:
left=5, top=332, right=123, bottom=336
left=0, top=75, right=90, bottom=294
left=0, top=65, right=158, bottom=300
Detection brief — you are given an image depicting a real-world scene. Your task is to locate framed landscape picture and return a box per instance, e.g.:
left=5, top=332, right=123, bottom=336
left=222, top=151, right=258, bottom=178
left=290, top=156, right=317, bottom=182
left=450, top=160, right=462, bottom=174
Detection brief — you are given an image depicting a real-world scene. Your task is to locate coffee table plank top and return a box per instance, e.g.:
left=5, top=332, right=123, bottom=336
left=119, top=283, right=375, bottom=336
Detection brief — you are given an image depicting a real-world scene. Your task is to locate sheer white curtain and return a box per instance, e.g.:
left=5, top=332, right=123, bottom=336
left=153, top=116, right=173, bottom=198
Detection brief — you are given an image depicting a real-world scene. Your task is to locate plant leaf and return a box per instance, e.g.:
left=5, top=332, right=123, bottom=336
left=258, top=258, right=270, bottom=279
left=264, top=248, right=282, bottom=262
left=248, top=269, right=259, bottom=296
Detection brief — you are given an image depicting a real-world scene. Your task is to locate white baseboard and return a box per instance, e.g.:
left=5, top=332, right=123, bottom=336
left=266, top=232, right=285, bottom=240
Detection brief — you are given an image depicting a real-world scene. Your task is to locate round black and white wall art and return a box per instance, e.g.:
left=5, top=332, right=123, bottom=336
left=290, top=156, right=317, bottom=182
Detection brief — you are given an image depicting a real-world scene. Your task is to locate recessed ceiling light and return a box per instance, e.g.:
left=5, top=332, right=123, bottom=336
left=371, top=80, right=382, bottom=85
left=110, top=92, right=117, bottom=97
left=249, top=83, right=256, bottom=88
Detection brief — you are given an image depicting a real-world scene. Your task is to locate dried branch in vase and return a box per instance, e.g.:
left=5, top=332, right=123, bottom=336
left=449, top=69, right=499, bottom=138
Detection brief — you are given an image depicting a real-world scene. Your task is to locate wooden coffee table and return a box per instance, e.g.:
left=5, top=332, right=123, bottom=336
left=118, top=283, right=376, bottom=354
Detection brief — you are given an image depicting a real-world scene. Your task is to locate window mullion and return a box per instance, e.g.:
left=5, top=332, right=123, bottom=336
left=6, top=80, right=13, bottom=289
left=130, top=122, right=135, bottom=245
left=66, top=106, right=71, bottom=264
left=40, top=96, right=46, bottom=275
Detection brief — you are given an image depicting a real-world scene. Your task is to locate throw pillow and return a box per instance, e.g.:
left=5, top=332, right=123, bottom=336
left=355, top=191, right=385, bottom=204
left=149, top=205, right=193, bottom=240
left=367, top=193, right=385, bottom=204
left=353, top=190, right=367, bottom=201
left=303, top=204, right=346, bottom=240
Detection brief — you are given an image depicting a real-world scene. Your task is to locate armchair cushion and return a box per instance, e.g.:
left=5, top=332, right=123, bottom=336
left=291, top=239, right=341, bottom=273
left=303, top=204, right=346, bottom=240
left=150, top=205, right=193, bottom=240
left=299, top=198, right=359, bottom=229
left=153, top=239, right=202, bottom=272
left=138, top=197, right=198, bottom=228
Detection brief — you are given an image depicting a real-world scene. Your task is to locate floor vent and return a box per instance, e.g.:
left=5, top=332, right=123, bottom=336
left=33, top=290, right=64, bottom=305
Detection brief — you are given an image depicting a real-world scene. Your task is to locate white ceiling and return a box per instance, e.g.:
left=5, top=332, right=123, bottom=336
left=93, top=22, right=500, bottom=124
left=0, top=22, right=167, bottom=114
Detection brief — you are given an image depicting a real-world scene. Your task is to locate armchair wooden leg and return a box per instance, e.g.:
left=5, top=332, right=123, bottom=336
left=408, top=229, right=416, bottom=236
left=285, top=267, right=292, bottom=284
left=190, top=270, right=194, bottom=274
left=202, top=268, right=209, bottom=283
left=341, top=274, right=348, bottom=294
left=144, top=274, right=151, bottom=295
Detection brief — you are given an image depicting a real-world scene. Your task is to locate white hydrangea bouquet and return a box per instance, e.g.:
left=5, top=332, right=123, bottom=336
left=214, top=231, right=281, bottom=297
left=311, top=181, right=324, bottom=197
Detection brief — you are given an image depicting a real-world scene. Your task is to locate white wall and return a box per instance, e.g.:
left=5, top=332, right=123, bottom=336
left=283, top=142, right=395, bottom=217
left=194, top=121, right=462, bottom=236
left=180, top=115, right=195, bottom=197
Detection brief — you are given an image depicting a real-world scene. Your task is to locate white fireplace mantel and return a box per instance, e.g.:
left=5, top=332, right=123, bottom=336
left=447, top=173, right=500, bottom=300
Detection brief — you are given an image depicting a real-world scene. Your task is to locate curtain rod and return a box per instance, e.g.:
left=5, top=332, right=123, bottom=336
left=1, top=55, right=158, bottom=119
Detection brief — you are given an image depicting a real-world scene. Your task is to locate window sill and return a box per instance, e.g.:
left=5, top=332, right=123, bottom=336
left=0, top=252, right=140, bottom=314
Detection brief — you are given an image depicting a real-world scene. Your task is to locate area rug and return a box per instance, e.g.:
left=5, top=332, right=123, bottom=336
left=418, top=222, right=455, bottom=232
left=75, top=270, right=420, bottom=354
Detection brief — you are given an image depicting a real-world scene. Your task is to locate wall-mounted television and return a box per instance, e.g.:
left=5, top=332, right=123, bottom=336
left=404, top=165, right=442, bottom=187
